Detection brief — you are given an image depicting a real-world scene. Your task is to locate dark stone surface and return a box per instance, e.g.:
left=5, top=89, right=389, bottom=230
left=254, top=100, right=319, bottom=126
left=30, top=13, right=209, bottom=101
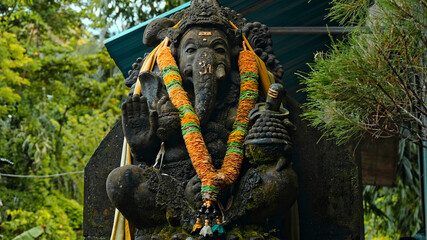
left=286, top=96, right=364, bottom=240
left=83, top=97, right=363, bottom=240
left=83, top=121, right=123, bottom=239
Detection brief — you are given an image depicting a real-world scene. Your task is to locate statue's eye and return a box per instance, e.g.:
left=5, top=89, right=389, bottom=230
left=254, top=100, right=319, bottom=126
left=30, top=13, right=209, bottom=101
left=215, top=47, right=226, bottom=54
left=186, top=47, right=196, bottom=54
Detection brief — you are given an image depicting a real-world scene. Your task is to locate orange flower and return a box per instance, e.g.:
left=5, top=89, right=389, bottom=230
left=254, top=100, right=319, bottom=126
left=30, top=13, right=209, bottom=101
left=181, top=112, right=200, bottom=126
left=238, top=50, right=258, bottom=75
left=157, top=47, right=177, bottom=69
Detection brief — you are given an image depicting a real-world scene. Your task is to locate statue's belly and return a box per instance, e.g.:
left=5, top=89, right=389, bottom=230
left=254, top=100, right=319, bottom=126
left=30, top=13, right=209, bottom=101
left=160, top=158, right=196, bottom=181
left=154, top=139, right=227, bottom=182
left=151, top=121, right=229, bottom=181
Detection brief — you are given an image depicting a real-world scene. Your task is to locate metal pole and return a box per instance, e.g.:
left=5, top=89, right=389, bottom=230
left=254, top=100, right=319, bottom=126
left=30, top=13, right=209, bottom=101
left=268, top=26, right=354, bottom=35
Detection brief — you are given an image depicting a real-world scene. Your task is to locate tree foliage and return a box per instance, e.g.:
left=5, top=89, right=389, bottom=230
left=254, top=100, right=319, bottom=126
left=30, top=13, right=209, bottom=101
left=300, top=0, right=426, bottom=238
left=300, top=0, right=426, bottom=147
left=90, top=0, right=188, bottom=33
left=0, top=0, right=181, bottom=239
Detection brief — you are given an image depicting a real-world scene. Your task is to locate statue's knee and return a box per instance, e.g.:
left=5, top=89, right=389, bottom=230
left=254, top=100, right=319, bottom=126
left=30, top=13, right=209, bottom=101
left=265, top=166, right=298, bottom=203
left=236, top=166, right=298, bottom=222
left=106, top=165, right=165, bottom=228
left=106, top=165, right=153, bottom=207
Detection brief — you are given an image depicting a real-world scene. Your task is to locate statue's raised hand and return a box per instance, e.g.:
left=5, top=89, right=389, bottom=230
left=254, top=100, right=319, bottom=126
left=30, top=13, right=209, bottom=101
left=122, top=94, right=160, bottom=163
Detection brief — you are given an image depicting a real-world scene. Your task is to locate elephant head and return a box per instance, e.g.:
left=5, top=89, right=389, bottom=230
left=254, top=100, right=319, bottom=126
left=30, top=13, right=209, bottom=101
left=141, top=0, right=243, bottom=126
left=175, top=27, right=231, bottom=125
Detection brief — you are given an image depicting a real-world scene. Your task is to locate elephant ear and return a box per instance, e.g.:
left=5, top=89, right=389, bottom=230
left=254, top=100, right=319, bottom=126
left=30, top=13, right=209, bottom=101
left=143, top=18, right=177, bottom=47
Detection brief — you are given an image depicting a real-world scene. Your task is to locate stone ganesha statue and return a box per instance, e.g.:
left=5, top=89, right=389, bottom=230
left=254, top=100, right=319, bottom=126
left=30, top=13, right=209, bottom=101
left=106, top=0, right=298, bottom=239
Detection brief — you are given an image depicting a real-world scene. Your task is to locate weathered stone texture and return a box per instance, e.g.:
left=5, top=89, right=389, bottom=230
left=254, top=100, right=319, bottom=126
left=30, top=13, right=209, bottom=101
left=287, top=97, right=364, bottom=240
left=83, top=121, right=123, bottom=239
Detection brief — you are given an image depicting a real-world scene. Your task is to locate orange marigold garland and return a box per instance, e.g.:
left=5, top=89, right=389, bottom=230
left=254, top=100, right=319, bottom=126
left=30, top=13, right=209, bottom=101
left=157, top=46, right=217, bottom=192
left=157, top=42, right=258, bottom=234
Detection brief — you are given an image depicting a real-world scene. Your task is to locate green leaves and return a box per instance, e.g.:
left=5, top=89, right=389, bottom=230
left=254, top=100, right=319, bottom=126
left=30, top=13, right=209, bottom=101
left=0, top=30, right=36, bottom=115
left=1, top=191, right=84, bottom=239
left=327, top=0, right=371, bottom=26
left=301, top=0, right=427, bottom=146
left=0, top=1, right=126, bottom=239
left=301, top=0, right=426, bottom=238
left=0, top=0, right=184, bottom=238
left=89, top=0, right=189, bottom=30
left=12, top=226, right=44, bottom=240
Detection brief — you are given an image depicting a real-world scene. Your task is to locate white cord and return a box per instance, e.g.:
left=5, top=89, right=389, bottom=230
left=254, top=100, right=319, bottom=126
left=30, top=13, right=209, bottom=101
left=153, top=142, right=165, bottom=170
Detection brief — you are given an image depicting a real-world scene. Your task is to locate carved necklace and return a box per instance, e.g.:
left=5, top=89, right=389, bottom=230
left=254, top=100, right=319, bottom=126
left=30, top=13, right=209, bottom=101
left=156, top=39, right=259, bottom=234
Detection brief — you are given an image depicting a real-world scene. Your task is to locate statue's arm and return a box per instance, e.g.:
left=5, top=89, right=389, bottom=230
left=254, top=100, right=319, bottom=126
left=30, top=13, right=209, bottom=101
left=122, top=94, right=161, bottom=164
left=122, top=66, right=181, bottom=164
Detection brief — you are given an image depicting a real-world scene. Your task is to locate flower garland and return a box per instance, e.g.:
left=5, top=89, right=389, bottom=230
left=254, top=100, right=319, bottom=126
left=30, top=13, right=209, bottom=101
left=157, top=42, right=259, bottom=202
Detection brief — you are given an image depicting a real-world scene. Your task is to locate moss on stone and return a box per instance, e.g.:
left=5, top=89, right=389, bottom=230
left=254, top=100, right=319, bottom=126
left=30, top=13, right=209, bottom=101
left=154, top=225, right=191, bottom=239
left=165, top=208, right=175, bottom=226
left=228, top=225, right=281, bottom=239
left=246, top=144, right=282, bottom=165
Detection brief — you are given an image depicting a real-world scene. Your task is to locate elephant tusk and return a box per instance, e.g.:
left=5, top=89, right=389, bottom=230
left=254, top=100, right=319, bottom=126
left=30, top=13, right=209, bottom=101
left=215, top=64, right=226, bottom=80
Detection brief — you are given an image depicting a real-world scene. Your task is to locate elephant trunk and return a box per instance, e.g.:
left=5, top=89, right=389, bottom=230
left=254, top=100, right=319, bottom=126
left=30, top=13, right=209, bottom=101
left=192, top=48, right=224, bottom=126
